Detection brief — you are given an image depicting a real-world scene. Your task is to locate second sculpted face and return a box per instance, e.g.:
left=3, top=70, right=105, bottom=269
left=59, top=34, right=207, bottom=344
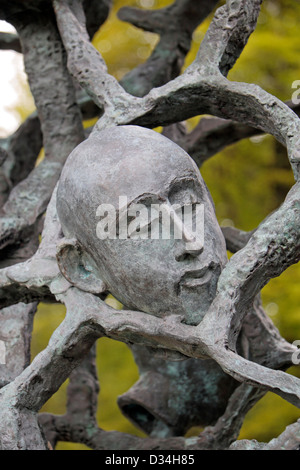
left=57, top=126, right=227, bottom=325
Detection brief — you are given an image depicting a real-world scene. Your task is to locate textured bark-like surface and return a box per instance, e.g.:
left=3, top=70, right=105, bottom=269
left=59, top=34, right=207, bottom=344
left=264, top=420, right=300, bottom=450
left=230, top=419, right=300, bottom=450
left=197, top=0, right=263, bottom=77
left=65, top=0, right=300, bottom=372
left=0, top=197, right=299, bottom=448
left=2, top=114, right=42, bottom=190
left=1, top=262, right=299, bottom=415
left=118, top=345, right=239, bottom=437
left=0, top=302, right=36, bottom=388
left=0, top=187, right=69, bottom=309
left=241, top=296, right=296, bottom=371
left=0, top=0, right=111, bottom=38
left=84, top=3, right=300, bottom=183
left=180, top=100, right=300, bottom=167
left=119, top=0, right=219, bottom=97
left=38, top=346, right=262, bottom=450
left=12, top=96, right=298, bottom=182
left=118, top=292, right=295, bottom=438
left=53, top=0, right=300, bottom=180
left=0, top=114, right=43, bottom=211
left=40, top=385, right=264, bottom=450
left=200, top=181, right=300, bottom=352
left=39, top=345, right=99, bottom=448
left=53, top=0, right=139, bottom=114
left=0, top=7, right=85, bottom=251
left=197, top=384, right=264, bottom=450
left=0, top=2, right=108, bottom=258
left=0, top=0, right=299, bottom=451
left=221, top=227, right=256, bottom=254
left=0, top=96, right=100, bottom=218
left=126, top=78, right=300, bottom=170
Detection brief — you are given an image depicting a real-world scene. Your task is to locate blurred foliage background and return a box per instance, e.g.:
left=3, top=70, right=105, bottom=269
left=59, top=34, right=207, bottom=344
left=1, top=0, right=300, bottom=449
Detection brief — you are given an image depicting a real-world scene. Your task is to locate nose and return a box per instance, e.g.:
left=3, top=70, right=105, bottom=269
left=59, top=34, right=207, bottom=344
left=175, top=237, right=204, bottom=261
left=171, top=210, right=204, bottom=261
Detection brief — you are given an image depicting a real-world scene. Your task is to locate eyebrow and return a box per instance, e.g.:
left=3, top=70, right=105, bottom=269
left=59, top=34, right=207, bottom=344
left=128, top=193, right=163, bottom=206
left=120, top=176, right=200, bottom=211
left=116, top=193, right=163, bottom=217
left=167, top=176, right=199, bottom=192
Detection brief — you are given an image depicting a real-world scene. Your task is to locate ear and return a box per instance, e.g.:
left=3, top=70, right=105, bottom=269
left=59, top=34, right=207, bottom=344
left=56, top=238, right=107, bottom=295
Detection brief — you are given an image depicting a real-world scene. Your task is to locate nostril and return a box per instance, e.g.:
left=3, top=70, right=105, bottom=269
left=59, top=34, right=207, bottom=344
left=175, top=249, right=203, bottom=262
left=174, top=236, right=204, bottom=261
left=175, top=252, right=189, bottom=262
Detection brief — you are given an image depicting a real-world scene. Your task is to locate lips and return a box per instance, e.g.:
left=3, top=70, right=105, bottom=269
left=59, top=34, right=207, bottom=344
left=179, top=263, right=215, bottom=289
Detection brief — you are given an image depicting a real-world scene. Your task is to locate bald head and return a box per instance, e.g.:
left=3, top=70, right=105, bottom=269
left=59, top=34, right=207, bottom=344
left=57, top=125, right=227, bottom=325
left=57, top=125, right=201, bottom=241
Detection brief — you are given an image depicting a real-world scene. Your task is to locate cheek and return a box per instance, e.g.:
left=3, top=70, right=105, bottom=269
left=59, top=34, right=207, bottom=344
left=98, top=239, right=178, bottom=284
left=93, top=240, right=184, bottom=315
left=204, top=213, right=226, bottom=257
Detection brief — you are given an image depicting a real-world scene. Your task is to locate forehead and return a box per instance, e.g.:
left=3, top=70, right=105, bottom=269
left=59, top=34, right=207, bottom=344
left=57, top=126, right=212, bottom=241
left=80, top=126, right=203, bottom=203
left=109, top=148, right=199, bottom=200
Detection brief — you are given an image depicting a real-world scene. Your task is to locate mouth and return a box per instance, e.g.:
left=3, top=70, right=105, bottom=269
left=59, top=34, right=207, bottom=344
left=179, top=264, right=215, bottom=289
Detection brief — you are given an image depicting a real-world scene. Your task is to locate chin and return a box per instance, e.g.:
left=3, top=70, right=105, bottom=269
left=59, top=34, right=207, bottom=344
left=179, top=268, right=221, bottom=325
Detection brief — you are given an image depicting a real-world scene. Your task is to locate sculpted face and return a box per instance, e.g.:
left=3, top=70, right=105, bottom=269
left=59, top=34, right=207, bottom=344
left=57, top=125, right=227, bottom=325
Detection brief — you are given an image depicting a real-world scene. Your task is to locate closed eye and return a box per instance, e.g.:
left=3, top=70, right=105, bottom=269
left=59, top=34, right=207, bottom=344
left=168, top=177, right=203, bottom=207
